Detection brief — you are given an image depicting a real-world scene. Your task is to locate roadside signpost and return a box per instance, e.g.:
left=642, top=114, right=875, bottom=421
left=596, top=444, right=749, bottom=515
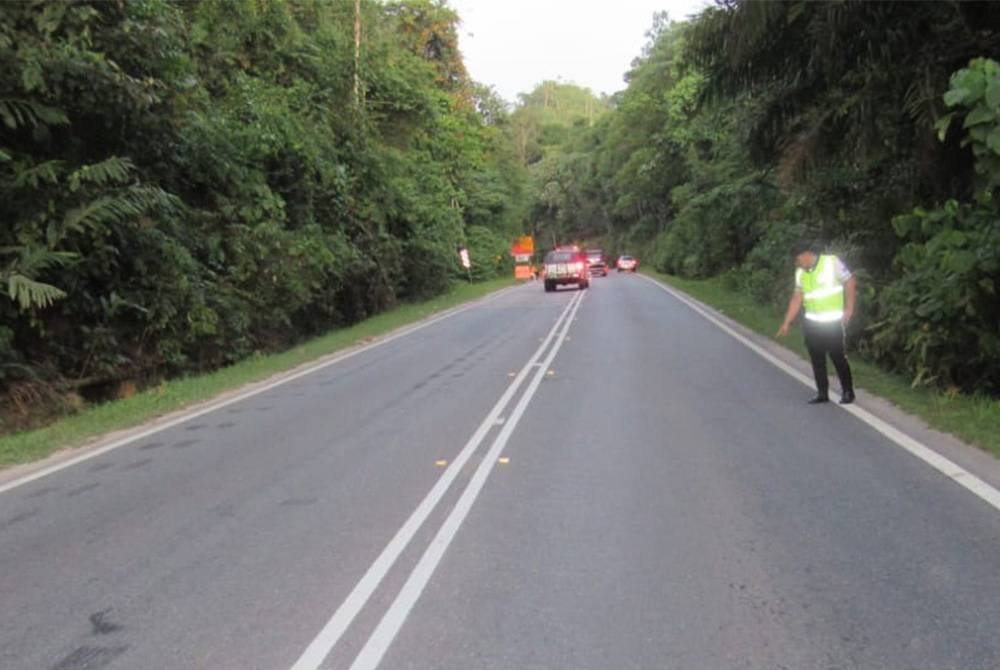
left=457, top=246, right=471, bottom=282
left=512, top=235, right=535, bottom=280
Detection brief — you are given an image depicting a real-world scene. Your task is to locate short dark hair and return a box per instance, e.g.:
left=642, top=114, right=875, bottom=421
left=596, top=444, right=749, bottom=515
left=791, top=240, right=816, bottom=257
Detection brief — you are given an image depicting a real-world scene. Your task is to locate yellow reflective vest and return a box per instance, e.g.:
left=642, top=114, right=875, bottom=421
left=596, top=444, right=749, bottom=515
left=797, top=255, right=845, bottom=322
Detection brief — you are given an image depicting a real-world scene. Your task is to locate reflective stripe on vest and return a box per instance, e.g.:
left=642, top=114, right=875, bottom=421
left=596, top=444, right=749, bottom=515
left=800, top=255, right=844, bottom=322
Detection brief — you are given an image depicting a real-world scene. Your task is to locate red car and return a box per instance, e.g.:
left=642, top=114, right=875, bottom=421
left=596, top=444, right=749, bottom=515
left=544, top=249, right=590, bottom=292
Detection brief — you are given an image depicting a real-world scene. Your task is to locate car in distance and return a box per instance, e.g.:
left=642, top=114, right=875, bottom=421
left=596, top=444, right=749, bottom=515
left=585, top=249, right=608, bottom=277
left=616, top=255, right=638, bottom=272
left=543, top=249, right=590, bottom=292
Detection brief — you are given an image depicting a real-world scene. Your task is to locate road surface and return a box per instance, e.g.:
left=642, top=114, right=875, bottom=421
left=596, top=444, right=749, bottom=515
left=2, top=274, right=999, bottom=669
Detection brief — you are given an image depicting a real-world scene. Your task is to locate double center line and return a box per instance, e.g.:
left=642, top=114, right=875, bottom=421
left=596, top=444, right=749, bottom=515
left=291, top=289, right=586, bottom=670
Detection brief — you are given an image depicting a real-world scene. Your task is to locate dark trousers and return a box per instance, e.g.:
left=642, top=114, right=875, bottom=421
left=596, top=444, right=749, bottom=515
left=803, top=319, right=853, bottom=397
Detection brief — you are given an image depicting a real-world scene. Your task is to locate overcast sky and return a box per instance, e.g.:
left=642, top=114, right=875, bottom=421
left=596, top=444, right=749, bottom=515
left=446, top=0, right=713, bottom=103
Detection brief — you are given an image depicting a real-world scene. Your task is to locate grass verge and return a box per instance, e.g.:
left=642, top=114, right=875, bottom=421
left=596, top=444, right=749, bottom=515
left=0, top=278, right=516, bottom=469
left=651, top=271, right=1000, bottom=458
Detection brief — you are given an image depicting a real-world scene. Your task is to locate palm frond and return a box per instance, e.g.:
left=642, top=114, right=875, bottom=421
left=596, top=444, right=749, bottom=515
left=0, top=99, right=69, bottom=130
left=60, top=185, right=180, bottom=235
left=62, top=194, right=146, bottom=234
left=0, top=245, right=77, bottom=274
left=13, top=159, right=65, bottom=188
left=1, top=246, right=76, bottom=310
left=5, top=274, right=67, bottom=310
left=68, top=157, right=135, bottom=191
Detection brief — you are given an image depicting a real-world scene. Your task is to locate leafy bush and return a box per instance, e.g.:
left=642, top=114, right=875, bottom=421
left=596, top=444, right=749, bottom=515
left=464, top=225, right=512, bottom=281
left=0, top=0, right=529, bottom=429
left=865, top=58, right=1000, bottom=393
left=868, top=202, right=999, bottom=392
left=399, top=238, right=452, bottom=300
left=651, top=176, right=775, bottom=278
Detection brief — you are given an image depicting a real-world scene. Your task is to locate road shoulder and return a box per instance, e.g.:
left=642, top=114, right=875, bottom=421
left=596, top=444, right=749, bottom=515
left=640, top=272, right=1000, bottom=501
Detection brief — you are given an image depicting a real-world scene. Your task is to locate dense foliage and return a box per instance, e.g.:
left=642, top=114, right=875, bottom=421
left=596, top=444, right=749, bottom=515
left=4, top=0, right=999, bottom=432
left=0, top=0, right=526, bottom=429
left=519, top=1, right=1000, bottom=395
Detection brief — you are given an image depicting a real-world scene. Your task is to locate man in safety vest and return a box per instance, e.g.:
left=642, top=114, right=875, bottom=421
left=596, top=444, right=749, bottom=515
left=776, top=241, right=857, bottom=404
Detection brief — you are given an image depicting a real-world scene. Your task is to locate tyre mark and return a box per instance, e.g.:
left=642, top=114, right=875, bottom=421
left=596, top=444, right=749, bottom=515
left=67, top=483, right=100, bottom=498
left=172, top=439, right=200, bottom=449
left=0, top=509, right=38, bottom=531
left=89, top=609, right=123, bottom=635
left=51, top=645, right=128, bottom=670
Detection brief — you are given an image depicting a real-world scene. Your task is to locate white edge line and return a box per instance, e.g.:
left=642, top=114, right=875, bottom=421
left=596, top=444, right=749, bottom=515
left=348, top=285, right=586, bottom=670
left=639, top=274, right=1000, bottom=513
left=289, top=290, right=583, bottom=670
left=0, top=285, right=523, bottom=496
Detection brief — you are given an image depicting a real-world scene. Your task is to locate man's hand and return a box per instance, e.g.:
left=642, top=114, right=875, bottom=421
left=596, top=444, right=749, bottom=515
left=778, top=291, right=802, bottom=339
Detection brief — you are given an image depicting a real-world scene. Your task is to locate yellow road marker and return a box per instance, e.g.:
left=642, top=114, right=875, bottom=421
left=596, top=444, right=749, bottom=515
left=498, top=457, right=510, bottom=465
left=435, top=460, right=448, bottom=467
left=546, top=369, right=555, bottom=376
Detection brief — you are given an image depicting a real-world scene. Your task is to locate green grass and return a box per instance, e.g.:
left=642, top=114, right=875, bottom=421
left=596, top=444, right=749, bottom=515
left=0, top=277, right=516, bottom=468
left=650, top=271, right=1000, bottom=458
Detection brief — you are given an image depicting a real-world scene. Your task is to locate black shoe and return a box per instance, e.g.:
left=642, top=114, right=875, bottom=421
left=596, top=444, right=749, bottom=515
left=840, top=390, right=855, bottom=405
left=807, top=394, right=829, bottom=404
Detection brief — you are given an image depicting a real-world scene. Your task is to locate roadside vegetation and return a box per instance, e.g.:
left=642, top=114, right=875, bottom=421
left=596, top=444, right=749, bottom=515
left=652, top=271, right=1000, bottom=457
left=0, top=277, right=512, bottom=467
left=519, top=3, right=1000, bottom=449
left=3, top=0, right=999, bottom=460
left=1, top=0, right=526, bottom=436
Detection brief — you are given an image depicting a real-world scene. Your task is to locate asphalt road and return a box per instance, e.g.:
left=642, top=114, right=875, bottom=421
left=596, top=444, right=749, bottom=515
left=2, top=274, right=1000, bottom=670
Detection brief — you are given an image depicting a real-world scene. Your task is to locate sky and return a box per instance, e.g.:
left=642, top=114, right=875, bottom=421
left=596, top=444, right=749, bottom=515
left=446, top=0, right=713, bottom=103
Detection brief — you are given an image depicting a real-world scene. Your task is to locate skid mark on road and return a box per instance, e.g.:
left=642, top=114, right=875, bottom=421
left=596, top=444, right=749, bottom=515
left=171, top=439, right=200, bottom=449
left=50, top=646, right=128, bottom=670
left=280, top=497, right=318, bottom=507
left=0, top=509, right=38, bottom=530
left=86, top=462, right=115, bottom=472
left=89, top=609, right=123, bottom=635
left=66, top=483, right=100, bottom=498
left=0, top=284, right=523, bottom=496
